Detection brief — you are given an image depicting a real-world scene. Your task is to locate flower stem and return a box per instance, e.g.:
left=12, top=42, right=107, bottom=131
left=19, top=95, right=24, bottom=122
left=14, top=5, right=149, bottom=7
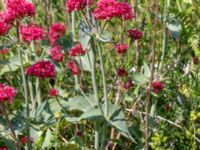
left=0, top=103, right=20, bottom=150
left=16, top=23, right=32, bottom=150
left=145, top=0, right=159, bottom=149
left=97, top=43, right=108, bottom=117
left=90, top=38, right=100, bottom=150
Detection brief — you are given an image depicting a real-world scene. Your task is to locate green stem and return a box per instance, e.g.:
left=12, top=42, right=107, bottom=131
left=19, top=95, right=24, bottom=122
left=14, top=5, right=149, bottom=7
left=97, top=42, right=108, bottom=150
left=36, top=78, right=42, bottom=105
left=97, top=43, right=108, bottom=117
left=90, top=38, right=100, bottom=150
left=145, top=0, right=159, bottom=149
left=16, top=23, right=31, bottom=149
left=0, top=103, right=20, bottom=150
left=72, top=11, right=76, bottom=42
left=71, top=11, right=80, bottom=90
left=28, top=77, right=34, bottom=104
left=158, top=0, right=168, bottom=70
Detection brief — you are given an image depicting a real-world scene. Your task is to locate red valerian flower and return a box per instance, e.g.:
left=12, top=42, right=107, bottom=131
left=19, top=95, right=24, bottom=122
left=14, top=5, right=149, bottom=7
left=27, top=60, right=57, bottom=79
left=124, top=79, right=133, bottom=91
left=0, top=12, right=12, bottom=36
left=48, top=88, right=59, bottom=97
left=20, top=24, right=46, bottom=43
left=0, top=48, right=10, bottom=54
left=50, top=46, right=64, bottom=62
left=0, top=84, right=17, bottom=103
left=0, top=21, right=11, bottom=36
left=93, top=0, right=135, bottom=21
left=193, top=56, right=199, bottom=65
left=127, top=29, right=143, bottom=40
left=49, top=23, right=66, bottom=46
left=21, top=136, right=34, bottom=144
left=0, top=146, right=9, bottom=150
left=68, top=61, right=81, bottom=75
left=70, top=43, right=86, bottom=57
left=0, top=11, right=15, bottom=24
left=152, top=81, right=165, bottom=94
left=115, top=44, right=129, bottom=54
left=117, top=68, right=128, bottom=77
left=6, top=0, right=36, bottom=20
left=66, top=0, right=93, bottom=13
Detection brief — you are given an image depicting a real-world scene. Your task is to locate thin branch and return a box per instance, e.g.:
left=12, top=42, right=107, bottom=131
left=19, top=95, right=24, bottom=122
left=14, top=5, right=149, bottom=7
left=145, top=0, right=159, bottom=149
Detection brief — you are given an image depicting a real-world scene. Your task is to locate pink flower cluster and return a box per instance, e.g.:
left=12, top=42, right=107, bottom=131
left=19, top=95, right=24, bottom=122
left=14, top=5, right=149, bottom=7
left=0, top=0, right=35, bottom=36
left=0, top=84, right=17, bottom=103
left=20, top=24, right=46, bottom=43
left=6, top=0, right=35, bottom=20
left=0, top=12, right=12, bottom=36
left=49, top=23, right=66, bottom=46
left=0, top=48, right=10, bottom=55
left=115, top=44, right=129, bottom=54
left=50, top=46, right=64, bottom=62
left=124, top=79, right=133, bottom=91
left=27, top=60, right=57, bottom=79
left=93, top=0, right=135, bottom=21
left=68, top=61, right=81, bottom=75
left=0, top=146, right=9, bottom=150
left=66, top=0, right=93, bottom=13
left=70, top=43, right=86, bottom=57
left=152, top=81, right=165, bottom=94
left=128, top=29, right=143, bottom=40
left=48, top=88, right=59, bottom=97
left=117, top=68, right=128, bottom=77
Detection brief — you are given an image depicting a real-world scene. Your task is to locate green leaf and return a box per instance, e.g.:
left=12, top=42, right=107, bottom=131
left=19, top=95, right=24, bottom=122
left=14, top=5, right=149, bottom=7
left=0, top=60, right=9, bottom=65
left=42, top=129, right=52, bottom=149
left=30, top=127, right=43, bottom=143
left=0, top=64, right=20, bottom=75
left=66, top=95, right=96, bottom=112
left=80, top=106, right=104, bottom=122
left=79, top=24, right=91, bottom=49
left=97, top=31, right=113, bottom=42
left=106, top=103, right=136, bottom=143
left=9, top=55, right=21, bottom=66
left=133, top=73, right=150, bottom=85
left=143, top=61, right=151, bottom=78
left=1, top=136, right=16, bottom=150
left=75, top=52, right=92, bottom=72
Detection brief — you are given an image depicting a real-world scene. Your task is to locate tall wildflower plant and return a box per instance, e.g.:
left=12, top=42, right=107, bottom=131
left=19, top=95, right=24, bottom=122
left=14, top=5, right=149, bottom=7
left=3, top=0, right=200, bottom=150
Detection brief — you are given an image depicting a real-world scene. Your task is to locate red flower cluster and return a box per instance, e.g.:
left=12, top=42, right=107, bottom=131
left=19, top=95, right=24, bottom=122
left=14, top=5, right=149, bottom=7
left=0, top=48, right=10, bottom=55
left=21, top=136, right=34, bottom=144
left=27, top=60, right=57, bottom=79
left=48, top=88, right=59, bottom=97
left=20, top=24, right=46, bottom=43
left=70, top=43, right=86, bottom=57
left=128, top=29, right=143, bottom=40
left=0, top=12, right=12, bottom=36
left=66, top=0, right=93, bottom=13
left=0, top=84, right=17, bottom=103
left=0, top=0, right=35, bottom=36
left=152, top=81, right=165, bottom=94
left=117, top=68, right=128, bottom=77
left=49, top=23, right=66, bottom=46
left=115, top=44, right=129, bottom=54
left=124, top=79, right=133, bottom=91
left=68, top=61, right=81, bottom=75
left=50, top=46, right=64, bottom=62
left=93, top=0, right=135, bottom=21
left=6, top=0, right=35, bottom=20
left=0, top=146, right=9, bottom=150
left=193, top=56, right=199, bottom=65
